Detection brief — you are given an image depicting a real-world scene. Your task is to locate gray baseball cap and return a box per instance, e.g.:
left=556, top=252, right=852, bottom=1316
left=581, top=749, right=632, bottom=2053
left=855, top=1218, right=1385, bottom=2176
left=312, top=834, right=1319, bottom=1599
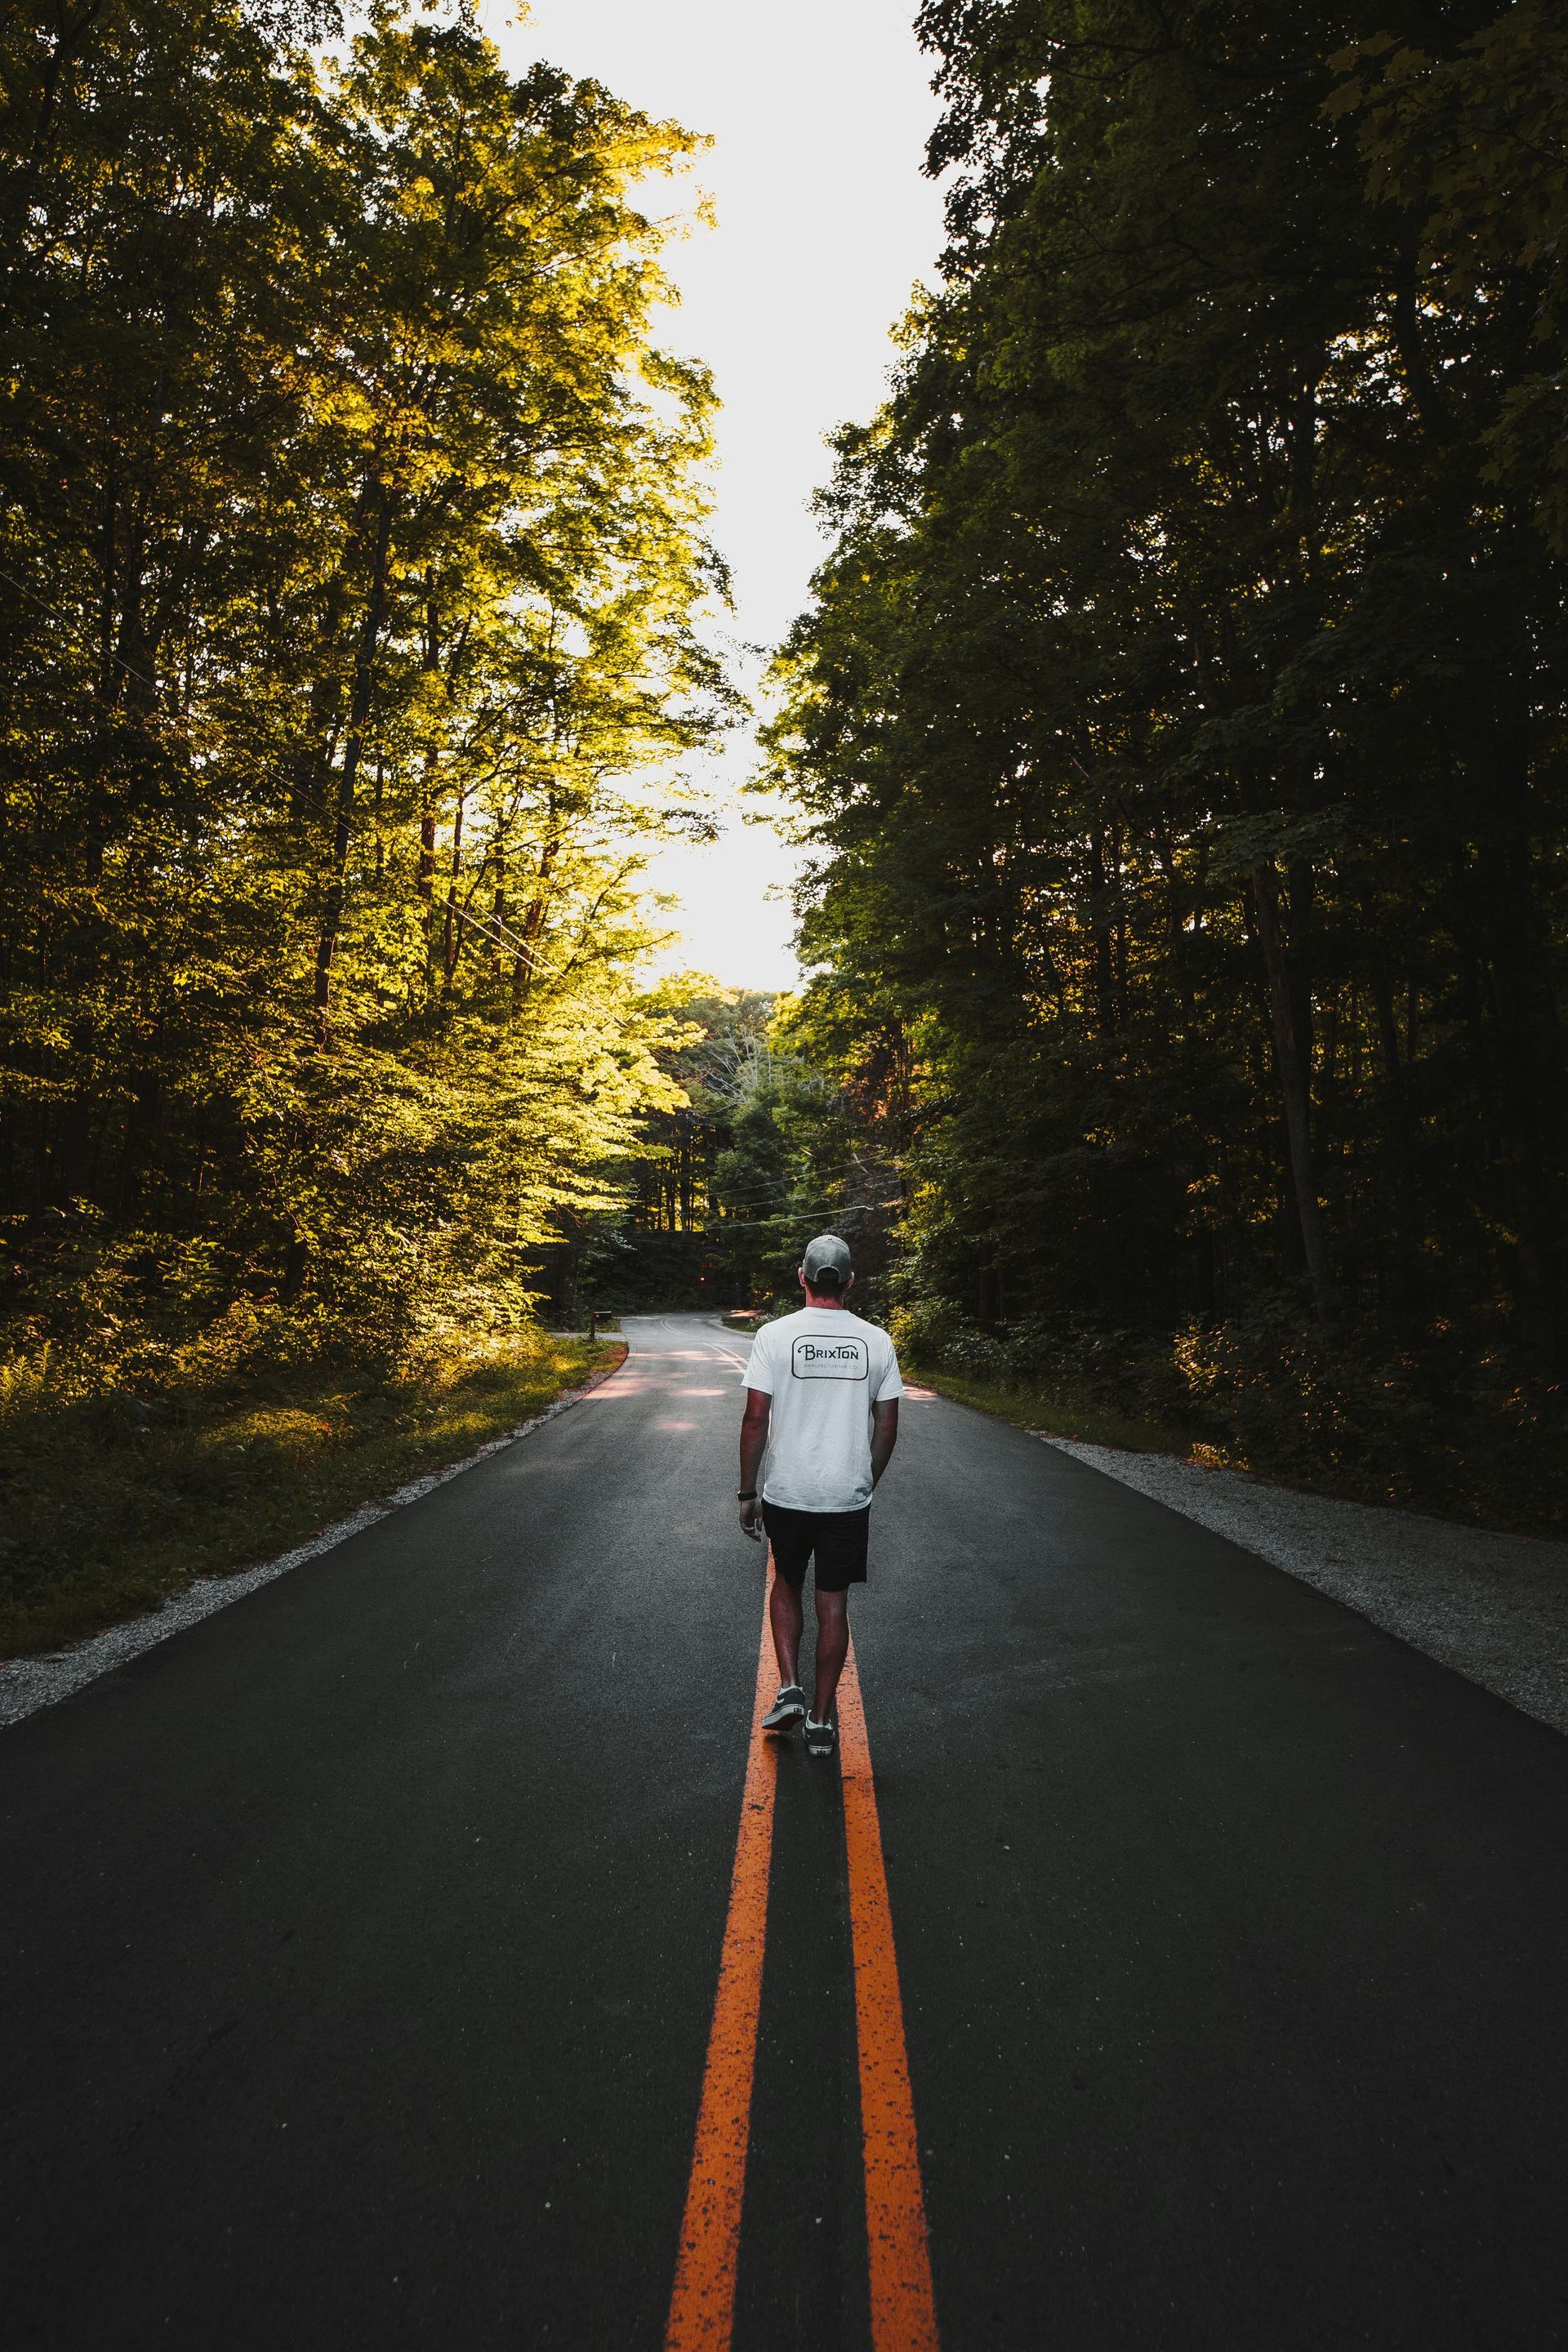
left=801, top=1232, right=853, bottom=1282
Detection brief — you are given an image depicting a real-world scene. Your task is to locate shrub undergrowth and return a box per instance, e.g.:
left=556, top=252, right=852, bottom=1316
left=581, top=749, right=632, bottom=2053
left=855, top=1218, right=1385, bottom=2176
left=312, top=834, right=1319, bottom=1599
left=1, top=1233, right=620, bottom=1657
left=888, top=1291, right=1568, bottom=1536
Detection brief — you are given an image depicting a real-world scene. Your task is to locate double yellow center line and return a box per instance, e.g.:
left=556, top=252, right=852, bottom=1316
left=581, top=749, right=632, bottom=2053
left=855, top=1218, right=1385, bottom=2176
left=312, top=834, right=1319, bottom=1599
left=663, top=1565, right=939, bottom=2352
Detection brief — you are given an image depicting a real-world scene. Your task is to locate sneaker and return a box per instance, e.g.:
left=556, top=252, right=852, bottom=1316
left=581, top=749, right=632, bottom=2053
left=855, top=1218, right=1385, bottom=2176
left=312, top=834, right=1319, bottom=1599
left=804, top=1717, right=836, bottom=1757
left=762, top=1683, right=807, bottom=1734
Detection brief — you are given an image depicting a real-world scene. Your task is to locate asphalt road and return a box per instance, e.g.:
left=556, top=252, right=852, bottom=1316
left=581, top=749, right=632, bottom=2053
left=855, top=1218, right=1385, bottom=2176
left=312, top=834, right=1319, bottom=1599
left=5, top=1312, right=1568, bottom=2350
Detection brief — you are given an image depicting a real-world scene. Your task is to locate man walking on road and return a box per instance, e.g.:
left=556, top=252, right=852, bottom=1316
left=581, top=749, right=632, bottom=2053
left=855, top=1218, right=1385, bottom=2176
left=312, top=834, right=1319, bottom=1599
left=737, top=1234, right=902, bottom=1755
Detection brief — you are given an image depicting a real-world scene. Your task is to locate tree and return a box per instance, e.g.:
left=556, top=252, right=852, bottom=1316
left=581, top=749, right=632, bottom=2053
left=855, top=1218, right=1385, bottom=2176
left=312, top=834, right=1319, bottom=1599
left=763, top=0, right=1568, bottom=1503
left=0, top=0, right=731, bottom=1359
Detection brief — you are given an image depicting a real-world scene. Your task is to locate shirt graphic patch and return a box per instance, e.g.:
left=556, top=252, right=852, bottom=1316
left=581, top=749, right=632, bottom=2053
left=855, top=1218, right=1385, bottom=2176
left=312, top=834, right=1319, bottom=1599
left=791, top=1334, right=869, bottom=1382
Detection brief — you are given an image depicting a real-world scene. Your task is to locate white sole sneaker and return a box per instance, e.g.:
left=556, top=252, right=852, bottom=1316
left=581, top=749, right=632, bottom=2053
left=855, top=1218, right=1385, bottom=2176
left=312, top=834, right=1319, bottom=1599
left=762, top=1684, right=807, bottom=1733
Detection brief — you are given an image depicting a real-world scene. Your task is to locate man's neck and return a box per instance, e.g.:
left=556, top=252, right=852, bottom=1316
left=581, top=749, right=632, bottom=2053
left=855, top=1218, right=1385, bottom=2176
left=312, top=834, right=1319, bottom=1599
left=802, top=1290, right=849, bottom=1312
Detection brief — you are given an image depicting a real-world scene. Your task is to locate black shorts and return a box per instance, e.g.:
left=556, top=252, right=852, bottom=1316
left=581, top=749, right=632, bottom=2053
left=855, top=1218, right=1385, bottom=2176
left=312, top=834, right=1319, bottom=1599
left=761, top=1501, right=871, bottom=1592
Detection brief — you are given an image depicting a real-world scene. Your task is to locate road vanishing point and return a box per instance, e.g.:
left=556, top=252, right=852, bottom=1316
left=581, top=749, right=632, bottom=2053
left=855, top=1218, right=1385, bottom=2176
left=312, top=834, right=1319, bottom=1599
left=5, top=1314, right=1568, bottom=2349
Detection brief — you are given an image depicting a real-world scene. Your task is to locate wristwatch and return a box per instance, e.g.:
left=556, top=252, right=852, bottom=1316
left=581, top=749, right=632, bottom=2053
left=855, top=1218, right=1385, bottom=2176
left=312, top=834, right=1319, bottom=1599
left=737, top=1490, right=757, bottom=1500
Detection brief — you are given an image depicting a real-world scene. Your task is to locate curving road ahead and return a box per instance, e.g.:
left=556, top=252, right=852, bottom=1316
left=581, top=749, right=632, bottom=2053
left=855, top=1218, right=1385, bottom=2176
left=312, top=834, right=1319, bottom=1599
left=4, top=1313, right=1568, bottom=2349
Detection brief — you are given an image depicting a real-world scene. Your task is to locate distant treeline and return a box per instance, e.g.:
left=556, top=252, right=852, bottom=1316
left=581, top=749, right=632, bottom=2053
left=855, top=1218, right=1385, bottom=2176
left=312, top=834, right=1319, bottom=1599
left=758, top=0, right=1568, bottom=1522
left=0, top=0, right=722, bottom=1373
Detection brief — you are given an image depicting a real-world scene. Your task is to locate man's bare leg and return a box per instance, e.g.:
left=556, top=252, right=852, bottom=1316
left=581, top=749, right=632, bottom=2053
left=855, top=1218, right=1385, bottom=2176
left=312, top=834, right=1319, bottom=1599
left=769, top=1572, right=804, bottom=1690
left=812, top=1589, right=849, bottom=1725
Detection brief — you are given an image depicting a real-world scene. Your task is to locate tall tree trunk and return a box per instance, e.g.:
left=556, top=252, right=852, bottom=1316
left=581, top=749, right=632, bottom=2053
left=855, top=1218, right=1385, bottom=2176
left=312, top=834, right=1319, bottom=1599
left=293, top=475, right=375, bottom=824
left=416, top=590, right=439, bottom=963
left=1470, top=688, right=1565, bottom=1366
left=1371, top=973, right=1426, bottom=1316
left=442, top=790, right=466, bottom=982
left=1087, top=827, right=1117, bottom=1038
left=1285, top=855, right=1316, bottom=1126
left=416, top=746, right=438, bottom=978
left=1250, top=862, right=1336, bottom=1329
left=416, top=793, right=436, bottom=900
left=511, top=824, right=559, bottom=1013
left=313, top=484, right=393, bottom=1040
left=1194, top=1227, right=1220, bottom=1329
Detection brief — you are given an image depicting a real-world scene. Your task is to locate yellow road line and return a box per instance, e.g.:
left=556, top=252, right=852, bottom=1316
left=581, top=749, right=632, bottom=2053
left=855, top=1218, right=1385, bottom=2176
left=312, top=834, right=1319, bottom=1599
left=663, top=1569, right=779, bottom=2352
left=666, top=1581, right=939, bottom=2350
left=840, top=1637, right=941, bottom=2351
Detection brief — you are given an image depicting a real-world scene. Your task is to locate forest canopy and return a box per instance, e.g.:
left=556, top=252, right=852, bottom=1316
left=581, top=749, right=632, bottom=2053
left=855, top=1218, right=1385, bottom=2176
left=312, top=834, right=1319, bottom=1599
left=0, top=0, right=729, bottom=1376
left=746, top=0, right=1568, bottom=1527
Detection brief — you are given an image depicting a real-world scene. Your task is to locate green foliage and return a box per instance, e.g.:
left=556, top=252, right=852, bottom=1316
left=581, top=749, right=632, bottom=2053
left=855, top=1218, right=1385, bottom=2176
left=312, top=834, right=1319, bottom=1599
left=760, top=0, right=1568, bottom=1522
left=1330, top=0, right=1568, bottom=550
left=555, top=973, right=773, bottom=1307
left=630, top=974, right=777, bottom=1236
left=577, top=975, right=911, bottom=1309
left=0, top=0, right=728, bottom=1360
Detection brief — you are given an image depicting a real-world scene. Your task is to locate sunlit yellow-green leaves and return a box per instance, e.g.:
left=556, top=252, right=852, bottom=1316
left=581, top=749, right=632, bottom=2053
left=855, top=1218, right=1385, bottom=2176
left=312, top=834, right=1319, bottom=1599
left=0, top=0, right=732, bottom=1352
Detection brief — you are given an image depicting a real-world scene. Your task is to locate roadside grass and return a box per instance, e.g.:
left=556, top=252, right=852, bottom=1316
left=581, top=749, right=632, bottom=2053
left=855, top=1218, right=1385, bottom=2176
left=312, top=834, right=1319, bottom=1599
left=904, top=1361, right=1197, bottom=1457
left=1, top=1330, right=624, bottom=1659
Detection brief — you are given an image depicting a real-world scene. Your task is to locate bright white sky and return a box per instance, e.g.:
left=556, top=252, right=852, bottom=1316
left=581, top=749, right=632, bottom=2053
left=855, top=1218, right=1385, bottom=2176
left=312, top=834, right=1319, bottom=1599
left=478, top=1, right=947, bottom=994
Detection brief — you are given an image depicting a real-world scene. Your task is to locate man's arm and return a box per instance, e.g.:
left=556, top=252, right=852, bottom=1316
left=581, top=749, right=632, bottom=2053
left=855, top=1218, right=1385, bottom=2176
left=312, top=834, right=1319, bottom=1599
left=871, top=1397, right=898, bottom=1488
left=738, top=1388, right=770, bottom=1540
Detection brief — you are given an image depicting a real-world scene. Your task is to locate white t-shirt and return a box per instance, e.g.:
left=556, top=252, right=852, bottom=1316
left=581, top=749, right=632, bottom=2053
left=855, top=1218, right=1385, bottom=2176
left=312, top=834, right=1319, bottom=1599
left=745, top=1307, right=904, bottom=1513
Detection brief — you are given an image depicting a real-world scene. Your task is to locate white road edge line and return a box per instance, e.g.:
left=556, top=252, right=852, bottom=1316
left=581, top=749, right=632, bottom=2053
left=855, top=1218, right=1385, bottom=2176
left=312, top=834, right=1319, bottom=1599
left=1, top=1361, right=622, bottom=1733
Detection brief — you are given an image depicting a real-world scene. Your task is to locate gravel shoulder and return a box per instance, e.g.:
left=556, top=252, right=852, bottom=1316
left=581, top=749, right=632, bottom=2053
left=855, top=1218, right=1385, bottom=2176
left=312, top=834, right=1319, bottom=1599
left=1039, top=1436, right=1568, bottom=1739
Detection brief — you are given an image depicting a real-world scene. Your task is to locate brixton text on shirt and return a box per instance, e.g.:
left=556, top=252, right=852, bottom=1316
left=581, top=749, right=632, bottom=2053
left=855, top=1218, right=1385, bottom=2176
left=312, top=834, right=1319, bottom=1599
left=791, top=1337, right=870, bottom=1381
